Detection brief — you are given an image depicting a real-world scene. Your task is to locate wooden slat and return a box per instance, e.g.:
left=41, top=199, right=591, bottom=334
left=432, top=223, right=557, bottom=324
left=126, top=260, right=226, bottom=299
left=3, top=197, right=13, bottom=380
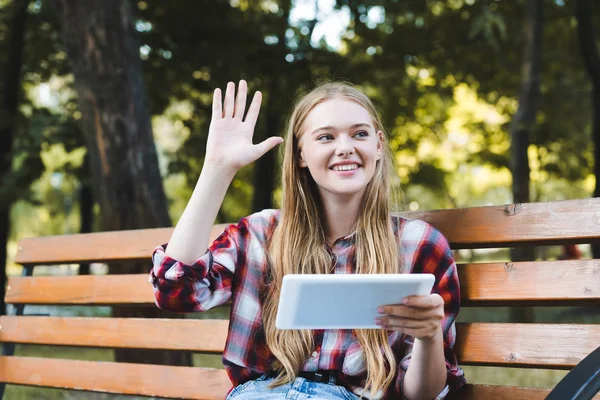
left=6, top=274, right=153, bottom=305
left=455, top=386, right=599, bottom=400
left=458, top=259, right=600, bottom=306
left=400, top=197, right=600, bottom=248
left=455, top=323, right=600, bottom=369
left=3, top=356, right=595, bottom=400
left=3, top=356, right=600, bottom=399
left=0, top=356, right=230, bottom=399
left=13, top=198, right=600, bottom=266
left=14, top=224, right=229, bottom=265
left=0, top=316, right=228, bottom=352
left=451, top=384, right=550, bottom=400
left=9, top=259, right=600, bottom=305
left=2, top=317, right=598, bottom=370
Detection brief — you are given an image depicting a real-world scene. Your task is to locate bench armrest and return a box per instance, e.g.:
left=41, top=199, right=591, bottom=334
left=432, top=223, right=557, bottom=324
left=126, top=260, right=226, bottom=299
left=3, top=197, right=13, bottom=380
left=546, top=346, right=600, bottom=400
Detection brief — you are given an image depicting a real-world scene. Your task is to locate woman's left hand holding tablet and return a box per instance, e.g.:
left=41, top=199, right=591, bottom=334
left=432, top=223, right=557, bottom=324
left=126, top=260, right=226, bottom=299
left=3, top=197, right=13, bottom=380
left=375, top=294, right=445, bottom=341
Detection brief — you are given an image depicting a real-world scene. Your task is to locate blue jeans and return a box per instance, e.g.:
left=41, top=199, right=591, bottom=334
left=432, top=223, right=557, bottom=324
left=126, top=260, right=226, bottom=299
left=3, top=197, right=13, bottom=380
left=226, top=375, right=359, bottom=400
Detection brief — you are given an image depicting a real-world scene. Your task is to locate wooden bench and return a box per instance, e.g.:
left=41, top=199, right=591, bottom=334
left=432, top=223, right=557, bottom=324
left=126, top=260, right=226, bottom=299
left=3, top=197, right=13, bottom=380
left=2, top=198, right=600, bottom=399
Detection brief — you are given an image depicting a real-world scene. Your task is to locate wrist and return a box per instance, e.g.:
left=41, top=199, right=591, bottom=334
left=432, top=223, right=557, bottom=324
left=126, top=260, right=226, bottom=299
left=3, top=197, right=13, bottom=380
left=417, top=326, right=443, bottom=345
left=200, top=162, right=237, bottom=181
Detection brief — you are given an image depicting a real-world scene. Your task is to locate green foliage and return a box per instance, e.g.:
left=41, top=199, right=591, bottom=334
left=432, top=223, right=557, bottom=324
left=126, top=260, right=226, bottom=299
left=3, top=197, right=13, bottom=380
left=2, top=0, right=598, bottom=246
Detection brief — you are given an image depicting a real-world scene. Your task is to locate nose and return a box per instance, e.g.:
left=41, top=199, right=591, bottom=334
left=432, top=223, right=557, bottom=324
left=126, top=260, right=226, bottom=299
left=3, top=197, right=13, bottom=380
left=335, top=135, right=355, bottom=157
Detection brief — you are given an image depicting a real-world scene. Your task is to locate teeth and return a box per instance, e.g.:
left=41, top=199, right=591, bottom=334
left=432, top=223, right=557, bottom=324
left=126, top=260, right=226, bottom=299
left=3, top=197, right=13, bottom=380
left=333, top=164, right=358, bottom=171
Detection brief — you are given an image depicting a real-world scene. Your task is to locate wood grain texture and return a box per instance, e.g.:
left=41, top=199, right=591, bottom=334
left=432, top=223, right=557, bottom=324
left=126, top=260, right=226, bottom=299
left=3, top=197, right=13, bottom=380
left=455, top=323, right=600, bottom=368
left=8, top=259, right=600, bottom=305
left=449, top=384, right=550, bottom=400
left=0, top=316, right=228, bottom=352
left=2, top=317, right=598, bottom=369
left=0, top=356, right=231, bottom=399
left=458, top=259, right=600, bottom=306
left=4, top=356, right=591, bottom=399
left=453, top=384, right=600, bottom=399
left=14, top=224, right=229, bottom=265
left=6, top=274, right=152, bottom=305
left=399, top=197, right=600, bottom=248
left=13, top=198, right=600, bottom=266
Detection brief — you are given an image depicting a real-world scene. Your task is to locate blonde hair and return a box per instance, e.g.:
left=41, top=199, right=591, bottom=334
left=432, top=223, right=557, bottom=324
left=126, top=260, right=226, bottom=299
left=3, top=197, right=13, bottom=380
left=262, top=82, right=401, bottom=397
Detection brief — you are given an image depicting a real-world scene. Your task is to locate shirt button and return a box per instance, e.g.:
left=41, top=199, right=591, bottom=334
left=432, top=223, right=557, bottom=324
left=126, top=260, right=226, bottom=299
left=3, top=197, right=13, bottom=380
left=312, top=351, right=318, bottom=357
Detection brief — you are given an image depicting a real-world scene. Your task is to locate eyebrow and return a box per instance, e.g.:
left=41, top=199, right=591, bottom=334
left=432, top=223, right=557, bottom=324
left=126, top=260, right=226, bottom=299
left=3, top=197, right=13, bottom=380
left=311, top=123, right=372, bottom=136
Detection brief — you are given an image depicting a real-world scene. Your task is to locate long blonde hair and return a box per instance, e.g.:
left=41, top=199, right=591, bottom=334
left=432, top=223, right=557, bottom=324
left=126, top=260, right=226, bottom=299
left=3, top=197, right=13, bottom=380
left=262, top=82, right=400, bottom=397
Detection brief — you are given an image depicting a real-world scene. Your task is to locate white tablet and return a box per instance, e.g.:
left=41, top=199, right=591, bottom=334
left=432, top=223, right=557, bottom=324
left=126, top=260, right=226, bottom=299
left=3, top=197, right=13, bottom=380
left=275, top=273, right=435, bottom=330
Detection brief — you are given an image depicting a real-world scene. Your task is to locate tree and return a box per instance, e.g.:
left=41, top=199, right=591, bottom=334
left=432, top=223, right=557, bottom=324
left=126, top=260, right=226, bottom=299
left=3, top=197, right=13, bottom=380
left=51, top=0, right=190, bottom=365
left=136, top=0, right=339, bottom=219
left=575, top=0, right=600, bottom=258
left=510, top=0, right=543, bottom=212
left=0, top=0, right=29, bottom=316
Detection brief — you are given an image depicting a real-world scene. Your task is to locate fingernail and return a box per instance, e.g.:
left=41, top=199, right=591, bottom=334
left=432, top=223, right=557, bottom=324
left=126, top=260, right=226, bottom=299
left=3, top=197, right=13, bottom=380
left=375, top=318, right=382, bottom=324
left=402, top=298, right=409, bottom=304
left=377, top=307, right=384, bottom=313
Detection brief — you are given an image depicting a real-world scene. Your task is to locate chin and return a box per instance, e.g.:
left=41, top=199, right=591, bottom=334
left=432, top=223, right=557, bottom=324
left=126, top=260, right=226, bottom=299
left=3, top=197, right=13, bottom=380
left=325, top=184, right=368, bottom=197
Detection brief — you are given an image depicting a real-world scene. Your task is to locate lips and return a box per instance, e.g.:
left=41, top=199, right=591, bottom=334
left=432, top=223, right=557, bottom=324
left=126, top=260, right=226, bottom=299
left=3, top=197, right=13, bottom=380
left=331, top=164, right=359, bottom=171
left=329, top=162, right=362, bottom=171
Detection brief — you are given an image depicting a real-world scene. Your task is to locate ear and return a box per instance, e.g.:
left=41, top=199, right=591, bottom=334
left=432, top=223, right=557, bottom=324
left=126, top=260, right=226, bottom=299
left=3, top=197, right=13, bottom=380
left=376, top=131, right=384, bottom=160
left=298, top=149, right=308, bottom=168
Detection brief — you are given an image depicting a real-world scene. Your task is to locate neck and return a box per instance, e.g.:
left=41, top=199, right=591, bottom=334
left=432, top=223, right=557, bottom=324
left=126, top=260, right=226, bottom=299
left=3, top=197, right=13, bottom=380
left=319, top=191, right=364, bottom=244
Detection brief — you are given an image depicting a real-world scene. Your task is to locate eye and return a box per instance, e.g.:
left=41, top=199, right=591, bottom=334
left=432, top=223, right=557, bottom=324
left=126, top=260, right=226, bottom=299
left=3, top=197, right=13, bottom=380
left=317, top=134, right=334, bottom=141
left=354, top=130, right=369, bottom=138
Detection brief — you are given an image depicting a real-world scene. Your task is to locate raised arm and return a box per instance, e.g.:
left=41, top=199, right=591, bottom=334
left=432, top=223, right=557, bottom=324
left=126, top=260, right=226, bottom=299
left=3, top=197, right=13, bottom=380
left=165, top=80, right=283, bottom=265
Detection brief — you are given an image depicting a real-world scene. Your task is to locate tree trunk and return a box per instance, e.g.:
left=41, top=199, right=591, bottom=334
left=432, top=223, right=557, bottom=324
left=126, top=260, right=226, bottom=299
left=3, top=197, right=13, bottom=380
left=575, top=0, right=600, bottom=259
left=251, top=80, right=282, bottom=212
left=509, top=0, right=543, bottom=323
left=52, top=0, right=190, bottom=365
left=0, top=0, right=29, bottom=316
left=251, top=0, right=291, bottom=212
left=0, top=209, right=8, bottom=316
left=78, top=154, right=93, bottom=275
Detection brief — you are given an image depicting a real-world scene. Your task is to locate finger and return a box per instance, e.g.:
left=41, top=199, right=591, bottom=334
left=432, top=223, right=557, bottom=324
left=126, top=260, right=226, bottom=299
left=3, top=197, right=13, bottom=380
left=378, top=305, right=433, bottom=320
left=402, top=294, right=444, bottom=309
left=212, top=88, right=222, bottom=119
left=244, top=91, right=262, bottom=125
left=224, top=81, right=235, bottom=118
left=378, top=293, right=444, bottom=314
left=234, top=80, right=247, bottom=120
left=254, top=136, right=284, bottom=157
left=377, top=316, right=425, bottom=329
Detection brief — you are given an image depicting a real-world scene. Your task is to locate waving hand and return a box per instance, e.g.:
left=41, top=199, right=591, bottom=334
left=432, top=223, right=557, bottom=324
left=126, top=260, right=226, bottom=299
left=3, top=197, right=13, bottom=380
left=205, top=80, right=283, bottom=172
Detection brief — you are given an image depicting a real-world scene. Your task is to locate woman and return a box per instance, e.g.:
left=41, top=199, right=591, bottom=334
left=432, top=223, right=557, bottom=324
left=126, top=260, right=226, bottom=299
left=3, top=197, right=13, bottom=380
left=150, top=80, right=465, bottom=399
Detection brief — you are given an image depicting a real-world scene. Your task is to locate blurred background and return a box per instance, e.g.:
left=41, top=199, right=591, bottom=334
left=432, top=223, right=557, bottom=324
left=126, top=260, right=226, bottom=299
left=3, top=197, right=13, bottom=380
left=1, top=0, right=599, bottom=398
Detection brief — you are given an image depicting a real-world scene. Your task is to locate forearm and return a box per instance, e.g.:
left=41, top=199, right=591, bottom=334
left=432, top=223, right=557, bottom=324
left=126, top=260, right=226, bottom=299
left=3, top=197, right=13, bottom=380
left=402, top=328, right=447, bottom=400
left=165, top=163, right=236, bottom=264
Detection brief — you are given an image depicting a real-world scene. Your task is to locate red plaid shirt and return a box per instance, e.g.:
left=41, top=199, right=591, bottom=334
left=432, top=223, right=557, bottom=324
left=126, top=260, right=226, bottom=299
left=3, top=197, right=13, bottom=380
left=150, top=209, right=465, bottom=399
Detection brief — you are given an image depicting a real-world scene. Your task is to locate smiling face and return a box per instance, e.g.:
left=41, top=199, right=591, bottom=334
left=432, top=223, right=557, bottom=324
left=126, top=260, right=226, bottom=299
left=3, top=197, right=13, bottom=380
left=298, top=98, right=383, bottom=200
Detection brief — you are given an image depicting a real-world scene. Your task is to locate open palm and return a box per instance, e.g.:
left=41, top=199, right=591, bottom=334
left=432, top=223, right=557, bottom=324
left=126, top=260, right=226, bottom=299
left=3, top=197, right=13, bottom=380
left=205, top=80, right=283, bottom=171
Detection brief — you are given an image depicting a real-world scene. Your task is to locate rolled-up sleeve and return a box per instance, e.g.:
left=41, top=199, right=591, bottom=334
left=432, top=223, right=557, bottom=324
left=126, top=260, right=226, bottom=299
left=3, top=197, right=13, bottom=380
left=150, top=220, right=247, bottom=313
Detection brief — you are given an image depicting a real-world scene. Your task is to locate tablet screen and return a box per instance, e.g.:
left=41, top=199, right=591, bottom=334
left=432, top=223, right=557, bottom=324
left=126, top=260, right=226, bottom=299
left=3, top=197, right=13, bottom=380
left=275, top=273, right=435, bottom=330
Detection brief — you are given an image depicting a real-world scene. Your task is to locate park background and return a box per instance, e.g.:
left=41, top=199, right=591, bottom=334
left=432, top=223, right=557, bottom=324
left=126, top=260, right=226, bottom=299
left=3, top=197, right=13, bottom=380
left=1, top=0, right=599, bottom=398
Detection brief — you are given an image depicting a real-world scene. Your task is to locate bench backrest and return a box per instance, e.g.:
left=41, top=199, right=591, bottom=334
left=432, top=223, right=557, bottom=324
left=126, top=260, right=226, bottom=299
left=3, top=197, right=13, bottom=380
left=2, top=198, right=600, bottom=399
